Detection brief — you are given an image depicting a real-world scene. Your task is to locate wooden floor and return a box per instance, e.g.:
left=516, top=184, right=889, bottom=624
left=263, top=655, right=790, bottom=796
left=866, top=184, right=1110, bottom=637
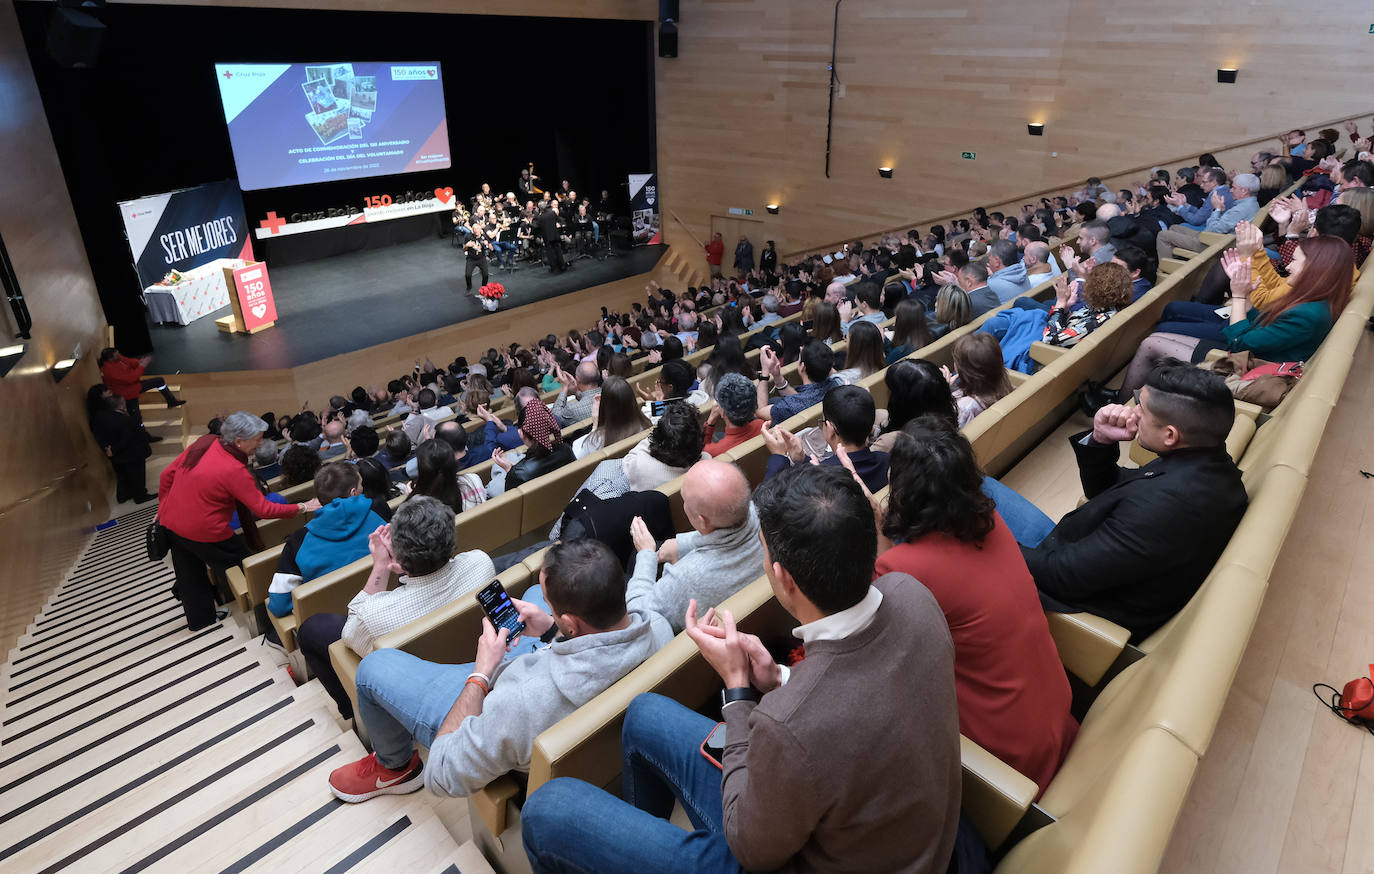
left=0, top=504, right=491, bottom=874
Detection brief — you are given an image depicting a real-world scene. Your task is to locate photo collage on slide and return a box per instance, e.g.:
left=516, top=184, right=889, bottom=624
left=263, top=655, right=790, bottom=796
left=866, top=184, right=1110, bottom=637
left=301, top=63, right=379, bottom=145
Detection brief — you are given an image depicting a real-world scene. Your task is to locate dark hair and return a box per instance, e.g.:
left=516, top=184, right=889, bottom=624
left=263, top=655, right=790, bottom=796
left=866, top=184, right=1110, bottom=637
left=885, top=359, right=958, bottom=432
left=411, top=438, right=464, bottom=513
left=607, top=352, right=634, bottom=380
left=596, top=376, right=651, bottom=445
left=1198, top=152, right=1220, bottom=167
left=659, top=334, right=684, bottom=361
left=752, top=465, right=875, bottom=614
left=350, top=425, right=379, bottom=458
left=389, top=495, right=455, bottom=576
left=280, top=444, right=322, bottom=486
left=98, top=347, right=120, bottom=364
left=507, top=366, right=539, bottom=394
left=1315, top=203, right=1362, bottom=244
left=1307, top=139, right=1333, bottom=161
left=1342, top=160, right=1374, bottom=188
left=695, top=320, right=719, bottom=350
left=541, top=538, right=628, bottom=630
left=951, top=333, right=1012, bottom=410
left=810, top=302, right=844, bottom=344
left=86, top=383, right=111, bottom=423
left=290, top=417, right=321, bottom=443
left=659, top=358, right=696, bottom=398
left=1142, top=359, right=1236, bottom=448
left=355, top=456, right=400, bottom=502
left=841, top=320, right=886, bottom=380
left=890, top=298, right=931, bottom=354
left=705, top=333, right=758, bottom=382
left=778, top=322, right=809, bottom=364
left=800, top=340, right=835, bottom=385
left=884, top=415, right=996, bottom=544
left=648, top=400, right=704, bottom=469
left=384, top=429, right=412, bottom=464
left=1114, top=243, right=1156, bottom=285
left=351, top=386, right=373, bottom=411
left=852, top=281, right=882, bottom=311
left=314, top=461, right=362, bottom=505
left=822, top=384, right=876, bottom=446
left=261, top=411, right=283, bottom=441
left=1075, top=201, right=1097, bottom=222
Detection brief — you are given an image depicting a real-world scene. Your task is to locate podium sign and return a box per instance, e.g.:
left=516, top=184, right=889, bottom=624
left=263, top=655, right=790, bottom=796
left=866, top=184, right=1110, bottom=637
left=217, top=261, right=277, bottom=334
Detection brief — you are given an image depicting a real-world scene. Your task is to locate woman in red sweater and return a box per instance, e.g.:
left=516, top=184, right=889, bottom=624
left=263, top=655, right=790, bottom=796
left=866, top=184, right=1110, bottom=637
left=98, top=347, right=185, bottom=429
left=875, top=414, right=1076, bottom=795
left=159, top=412, right=320, bottom=630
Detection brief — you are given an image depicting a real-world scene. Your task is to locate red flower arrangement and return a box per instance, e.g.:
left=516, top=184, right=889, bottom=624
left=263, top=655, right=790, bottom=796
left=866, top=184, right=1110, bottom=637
left=478, top=282, right=507, bottom=300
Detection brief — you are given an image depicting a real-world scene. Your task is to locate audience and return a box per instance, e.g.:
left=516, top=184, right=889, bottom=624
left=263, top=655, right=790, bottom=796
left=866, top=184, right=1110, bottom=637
left=886, top=296, right=933, bottom=363
left=493, top=400, right=575, bottom=491
left=550, top=360, right=604, bottom=428
left=89, top=390, right=153, bottom=503
left=834, top=320, right=886, bottom=384
left=838, top=281, right=886, bottom=336
left=756, top=341, right=841, bottom=425
left=878, top=415, right=1076, bottom=794
left=522, top=464, right=966, bottom=873
left=945, top=333, right=1014, bottom=427
left=871, top=358, right=960, bottom=453
left=281, top=443, right=323, bottom=487
left=959, top=262, right=1001, bottom=317
left=572, top=376, right=651, bottom=458
left=1043, top=262, right=1134, bottom=348
left=328, top=537, right=671, bottom=800
left=986, top=238, right=1035, bottom=301
left=355, top=456, right=399, bottom=521
left=702, top=372, right=763, bottom=456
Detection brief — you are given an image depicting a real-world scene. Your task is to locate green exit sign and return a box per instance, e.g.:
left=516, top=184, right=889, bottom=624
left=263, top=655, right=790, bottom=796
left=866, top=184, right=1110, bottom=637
left=743, top=209, right=754, bottom=216
left=1369, top=23, right=1374, bottom=32
left=961, top=151, right=977, bottom=160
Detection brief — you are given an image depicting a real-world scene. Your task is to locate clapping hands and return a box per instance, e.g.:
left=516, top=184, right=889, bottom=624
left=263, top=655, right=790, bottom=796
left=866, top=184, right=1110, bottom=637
left=1220, top=249, right=1257, bottom=299
left=1233, top=221, right=1262, bottom=259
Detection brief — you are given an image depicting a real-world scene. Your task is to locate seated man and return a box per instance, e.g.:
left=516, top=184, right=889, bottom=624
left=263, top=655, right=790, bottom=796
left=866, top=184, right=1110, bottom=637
left=703, top=372, right=763, bottom=457
left=761, top=384, right=890, bottom=492
left=318, top=418, right=348, bottom=460
left=375, top=429, right=413, bottom=481
left=269, top=461, right=387, bottom=618
left=252, top=439, right=281, bottom=482
left=986, top=238, right=1035, bottom=302
left=626, top=459, right=765, bottom=633
left=958, top=261, right=1002, bottom=317
left=550, top=360, right=603, bottom=428
left=838, top=281, right=886, bottom=336
left=521, top=464, right=967, bottom=874
left=402, top=388, right=455, bottom=444
left=297, top=495, right=496, bottom=719
left=1006, top=361, right=1247, bottom=640
left=326, top=537, right=671, bottom=800
left=755, top=341, right=841, bottom=426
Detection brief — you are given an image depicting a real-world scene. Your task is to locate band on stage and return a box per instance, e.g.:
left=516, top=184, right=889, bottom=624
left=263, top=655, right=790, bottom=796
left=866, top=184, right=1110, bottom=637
left=453, top=164, right=617, bottom=288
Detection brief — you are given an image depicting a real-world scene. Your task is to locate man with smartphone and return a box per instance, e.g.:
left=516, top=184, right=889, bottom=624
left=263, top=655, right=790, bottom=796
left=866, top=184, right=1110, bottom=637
left=521, top=465, right=975, bottom=874
left=327, top=538, right=672, bottom=803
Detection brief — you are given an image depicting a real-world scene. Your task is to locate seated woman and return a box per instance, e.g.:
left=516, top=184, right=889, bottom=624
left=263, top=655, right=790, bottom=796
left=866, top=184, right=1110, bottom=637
left=280, top=443, right=322, bottom=487
left=409, top=439, right=484, bottom=513
left=1042, top=261, right=1133, bottom=348
left=491, top=399, right=575, bottom=491
left=809, top=301, right=844, bottom=347
left=931, top=284, right=972, bottom=338
left=886, top=297, right=932, bottom=364
left=833, top=320, right=886, bottom=385
left=876, top=415, right=1077, bottom=795
left=1119, top=234, right=1354, bottom=396
left=572, top=376, right=651, bottom=458
left=870, top=359, right=958, bottom=454
left=944, top=333, right=1013, bottom=428
left=354, top=456, right=400, bottom=522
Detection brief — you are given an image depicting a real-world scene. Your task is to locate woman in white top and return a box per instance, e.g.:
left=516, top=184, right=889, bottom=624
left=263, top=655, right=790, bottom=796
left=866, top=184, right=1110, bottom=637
left=571, top=376, right=651, bottom=458
left=943, top=332, right=1013, bottom=428
left=834, top=320, right=886, bottom=385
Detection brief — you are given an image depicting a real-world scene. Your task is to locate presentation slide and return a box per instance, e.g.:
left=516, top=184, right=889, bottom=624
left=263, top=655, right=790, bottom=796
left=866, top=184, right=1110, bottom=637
left=214, top=62, right=451, bottom=191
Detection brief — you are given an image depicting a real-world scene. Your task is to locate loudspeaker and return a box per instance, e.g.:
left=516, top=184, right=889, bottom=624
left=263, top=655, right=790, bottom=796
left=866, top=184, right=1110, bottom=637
left=658, top=21, right=678, bottom=59
left=658, top=0, right=679, bottom=23
left=45, top=7, right=106, bottom=69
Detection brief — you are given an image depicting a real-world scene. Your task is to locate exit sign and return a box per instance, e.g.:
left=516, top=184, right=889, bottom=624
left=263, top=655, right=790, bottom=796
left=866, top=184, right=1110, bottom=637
left=727, top=207, right=755, bottom=216
left=961, top=151, right=977, bottom=160
left=1369, top=23, right=1374, bottom=32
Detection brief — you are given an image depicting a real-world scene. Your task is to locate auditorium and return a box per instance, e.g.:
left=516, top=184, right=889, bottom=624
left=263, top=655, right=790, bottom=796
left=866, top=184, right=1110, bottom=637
left=3, top=0, right=1372, bottom=871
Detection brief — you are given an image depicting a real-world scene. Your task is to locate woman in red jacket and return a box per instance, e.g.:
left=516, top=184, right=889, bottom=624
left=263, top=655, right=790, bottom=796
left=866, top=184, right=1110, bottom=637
left=159, top=412, right=320, bottom=630
left=875, top=414, right=1077, bottom=796
left=99, top=347, right=185, bottom=430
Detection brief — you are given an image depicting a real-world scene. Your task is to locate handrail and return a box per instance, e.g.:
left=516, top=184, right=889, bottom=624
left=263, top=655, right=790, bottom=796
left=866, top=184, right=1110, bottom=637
left=783, top=109, right=1374, bottom=261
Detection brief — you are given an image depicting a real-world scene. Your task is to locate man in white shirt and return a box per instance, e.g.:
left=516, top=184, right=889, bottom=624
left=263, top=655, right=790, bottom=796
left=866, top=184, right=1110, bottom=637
left=402, top=388, right=455, bottom=444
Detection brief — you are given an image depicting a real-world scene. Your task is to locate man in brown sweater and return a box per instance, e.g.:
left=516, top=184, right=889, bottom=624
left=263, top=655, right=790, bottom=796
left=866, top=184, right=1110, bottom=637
left=520, top=464, right=967, bottom=873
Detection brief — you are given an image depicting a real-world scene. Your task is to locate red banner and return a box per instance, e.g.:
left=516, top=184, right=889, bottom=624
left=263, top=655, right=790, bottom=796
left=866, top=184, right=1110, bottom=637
left=232, top=262, right=277, bottom=330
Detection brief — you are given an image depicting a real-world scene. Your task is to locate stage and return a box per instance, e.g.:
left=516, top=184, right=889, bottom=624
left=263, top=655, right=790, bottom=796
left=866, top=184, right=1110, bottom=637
left=147, top=238, right=664, bottom=373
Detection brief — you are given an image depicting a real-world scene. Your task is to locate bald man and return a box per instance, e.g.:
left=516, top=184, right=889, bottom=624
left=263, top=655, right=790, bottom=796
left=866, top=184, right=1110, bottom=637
left=627, top=460, right=766, bottom=632
left=550, top=359, right=604, bottom=427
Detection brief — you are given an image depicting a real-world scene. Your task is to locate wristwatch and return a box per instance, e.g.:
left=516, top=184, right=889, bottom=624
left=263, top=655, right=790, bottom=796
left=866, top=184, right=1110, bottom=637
left=721, top=686, right=760, bottom=707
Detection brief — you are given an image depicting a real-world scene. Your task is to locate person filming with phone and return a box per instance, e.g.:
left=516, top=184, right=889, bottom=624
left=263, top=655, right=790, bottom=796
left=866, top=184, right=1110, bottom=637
left=521, top=464, right=981, bottom=874
left=327, top=537, right=672, bottom=803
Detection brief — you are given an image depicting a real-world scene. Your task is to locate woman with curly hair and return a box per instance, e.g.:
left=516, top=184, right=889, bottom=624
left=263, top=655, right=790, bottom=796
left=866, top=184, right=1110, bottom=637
left=280, top=443, right=323, bottom=487
left=875, top=414, right=1076, bottom=796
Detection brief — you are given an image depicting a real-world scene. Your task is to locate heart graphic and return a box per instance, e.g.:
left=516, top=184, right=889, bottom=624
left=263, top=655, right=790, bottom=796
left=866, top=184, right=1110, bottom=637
left=251, top=304, right=267, bottom=318
left=434, top=187, right=454, bottom=204
left=428, top=70, right=436, bottom=77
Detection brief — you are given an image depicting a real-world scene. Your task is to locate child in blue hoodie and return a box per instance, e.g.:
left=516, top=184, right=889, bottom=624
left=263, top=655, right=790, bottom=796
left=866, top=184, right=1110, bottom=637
left=268, top=462, right=386, bottom=617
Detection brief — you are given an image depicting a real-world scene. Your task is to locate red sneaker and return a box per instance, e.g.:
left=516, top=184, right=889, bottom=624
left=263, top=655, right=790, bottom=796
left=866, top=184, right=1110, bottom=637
left=328, top=751, right=424, bottom=803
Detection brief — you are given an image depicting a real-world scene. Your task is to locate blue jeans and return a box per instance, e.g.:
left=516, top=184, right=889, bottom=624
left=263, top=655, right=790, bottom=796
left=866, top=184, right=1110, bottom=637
left=982, top=475, right=1056, bottom=548
left=356, top=587, right=550, bottom=769
left=521, top=693, right=743, bottom=873
left=1154, top=300, right=1226, bottom=342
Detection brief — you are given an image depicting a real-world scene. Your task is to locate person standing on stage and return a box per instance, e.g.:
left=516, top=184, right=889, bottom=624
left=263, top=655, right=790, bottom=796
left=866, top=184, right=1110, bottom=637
left=538, top=203, right=567, bottom=274
left=465, top=223, right=492, bottom=291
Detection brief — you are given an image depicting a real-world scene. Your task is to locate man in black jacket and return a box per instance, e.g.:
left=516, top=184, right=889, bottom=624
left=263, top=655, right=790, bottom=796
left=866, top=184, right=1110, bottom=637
left=536, top=204, right=566, bottom=273
left=91, top=393, right=154, bottom=503
left=1011, top=361, right=1247, bottom=640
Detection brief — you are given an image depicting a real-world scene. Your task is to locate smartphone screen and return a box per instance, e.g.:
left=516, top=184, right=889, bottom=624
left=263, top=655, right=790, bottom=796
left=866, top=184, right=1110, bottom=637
left=476, top=580, right=526, bottom=639
left=700, top=722, right=726, bottom=768
left=650, top=400, right=668, bottom=417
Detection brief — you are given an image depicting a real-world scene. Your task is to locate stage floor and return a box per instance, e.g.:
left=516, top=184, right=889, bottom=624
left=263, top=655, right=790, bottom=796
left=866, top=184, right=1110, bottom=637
left=147, top=239, right=663, bottom=373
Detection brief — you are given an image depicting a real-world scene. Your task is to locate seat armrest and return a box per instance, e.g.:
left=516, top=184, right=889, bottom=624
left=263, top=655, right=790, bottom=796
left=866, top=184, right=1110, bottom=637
left=1029, top=342, right=1068, bottom=367
left=224, top=566, right=251, bottom=612
left=1197, top=231, right=1230, bottom=246
left=960, top=734, right=1039, bottom=851
left=471, top=775, right=521, bottom=837
left=1204, top=347, right=1228, bottom=364
left=1044, top=610, right=1132, bottom=686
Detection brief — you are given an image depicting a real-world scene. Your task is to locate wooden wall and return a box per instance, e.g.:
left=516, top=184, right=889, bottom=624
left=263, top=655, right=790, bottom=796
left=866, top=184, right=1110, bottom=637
left=654, top=0, right=1374, bottom=266
left=0, top=0, right=114, bottom=655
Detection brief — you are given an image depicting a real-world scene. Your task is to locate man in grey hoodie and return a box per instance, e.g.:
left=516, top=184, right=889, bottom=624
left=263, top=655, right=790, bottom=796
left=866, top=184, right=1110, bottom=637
left=628, top=459, right=766, bottom=633
left=327, top=538, right=672, bottom=803
left=986, top=239, right=1034, bottom=303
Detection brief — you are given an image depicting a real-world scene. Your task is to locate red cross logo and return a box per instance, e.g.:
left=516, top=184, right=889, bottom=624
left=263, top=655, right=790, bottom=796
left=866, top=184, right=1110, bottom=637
left=222, top=70, right=233, bottom=79
left=259, top=212, right=286, bottom=234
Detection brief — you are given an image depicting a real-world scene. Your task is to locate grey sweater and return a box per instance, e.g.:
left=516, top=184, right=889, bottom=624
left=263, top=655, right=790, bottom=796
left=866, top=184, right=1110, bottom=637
left=626, top=503, right=767, bottom=632
left=424, top=608, right=673, bottom=798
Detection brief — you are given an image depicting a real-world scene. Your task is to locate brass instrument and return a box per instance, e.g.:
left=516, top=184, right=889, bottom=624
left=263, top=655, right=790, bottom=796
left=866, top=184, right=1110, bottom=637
left=528, top=162, right=544, bottom=195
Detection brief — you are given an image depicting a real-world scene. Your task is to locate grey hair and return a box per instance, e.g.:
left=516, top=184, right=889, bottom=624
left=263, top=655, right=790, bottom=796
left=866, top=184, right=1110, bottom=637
left=678, top=312, right=697, bottom=331
left=1080, top=220, right=1111, bottom=246
left=220, top=411, right=268, bottom=444
left=988, top=239, right=1018, bottom=267
left=761, top=293, right=779, bottom=314
left=253, top=439, right=278, bottom=466
left=714, top=372, right=759, bottom=426
left=346, top=409, right=371, bottom=434
left=389, top=495, right=456, bottom=576
left=1024, top=241, right=1051, bottom=265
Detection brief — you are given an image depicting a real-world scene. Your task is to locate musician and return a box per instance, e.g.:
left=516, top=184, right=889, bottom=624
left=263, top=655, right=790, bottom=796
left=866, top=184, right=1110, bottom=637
left=519, top=166, right=540, bottom=197
left=572, top=204, right=594, bottom=256
left=537, top=204, right=567, bottom=274
left=464, top=223, right=492, bottom=290
left=489, top=208, right=516, bottom=269
left=451, top=202, right=473, bottom=248
left=517, top=213, right=536, bottom=260
left=558, top=180, right=573, bottom=201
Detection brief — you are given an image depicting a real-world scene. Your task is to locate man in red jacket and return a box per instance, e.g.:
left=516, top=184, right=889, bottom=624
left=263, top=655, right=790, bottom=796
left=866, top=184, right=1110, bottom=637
left=99, top=347, right=185, bottom=433
left=159, top=412, right=320, bottom=630
left=704, top=232, right=725, bottom=278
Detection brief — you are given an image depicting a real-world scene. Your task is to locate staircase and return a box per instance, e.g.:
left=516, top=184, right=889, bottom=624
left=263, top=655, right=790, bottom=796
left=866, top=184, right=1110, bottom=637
left=140, top=381, right=190, bottom=486
left=658, top=243, right=709, bottom=290
left=0, top=503, right=493, bottom=873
